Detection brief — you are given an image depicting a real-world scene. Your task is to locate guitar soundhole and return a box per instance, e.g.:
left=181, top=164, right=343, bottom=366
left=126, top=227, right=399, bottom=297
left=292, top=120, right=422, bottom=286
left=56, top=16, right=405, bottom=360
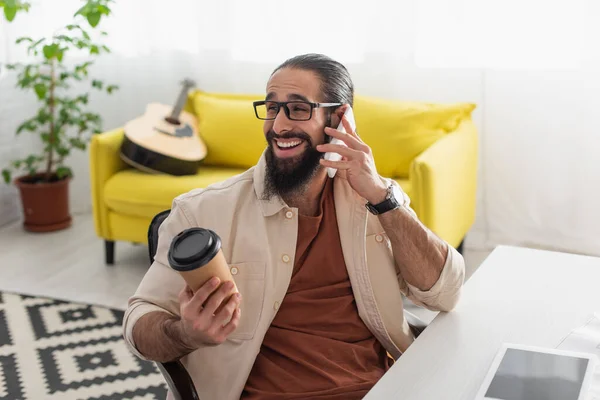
left=165, top=116, right=181, bottom=126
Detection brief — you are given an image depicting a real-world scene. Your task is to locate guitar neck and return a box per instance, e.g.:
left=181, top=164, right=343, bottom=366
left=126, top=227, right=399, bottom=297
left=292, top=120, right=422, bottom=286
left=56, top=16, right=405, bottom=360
left=169, top=89, right=189, bottom=120
left=169, top=80, right=195, bottom=120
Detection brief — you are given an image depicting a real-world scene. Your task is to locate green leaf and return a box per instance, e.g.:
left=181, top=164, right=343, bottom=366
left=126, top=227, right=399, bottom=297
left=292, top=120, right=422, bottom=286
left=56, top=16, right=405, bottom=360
left=56, top=147, right=70, bottom=157
left=106, top=84, right=118, bottom=94
left=42, top=44, right=58, bottom=59
left=76, top=94, right=89, bottom=104
left=55, top=35, right=73, bottom=43
left=91, top=79, right=103, bottom=89
left=75, top=61, right=93, bottom=77
left=87, top=12, right=101, bottom=27
left=31, top=37, right=45, bottom=47
left=56, top=166, right=72, bottom=179
left=24, top=154, right=38, bottom=167
left=37, top=109, right=50, bottom=124
left=77, top=60, right=93, bottom=69
left=90, top=45, right=99, bottom=55
left=18, top=75, right=34, bottom=88
left=100, top=31, right=108, bottom=36
left=15, top=37, right=33, bottom=44
left=59, top=108, right=71, bottom=120
left=97, top=4, right=111, bottom=15
left=2, top=169, right=11, bottom=184
left=73, top=3, right=89, bottom=17
left=56, top=49, right=65, bottom=62
left=27, top=38, right=45, bottom=56
left=5, top=0, right=17, bottom=8
left=83, top=112, right=101, bottom=122
left=101, top=45, right=110, bottom=53
left=69, top=137, right=86, bottom=150
left=34, top=83, right=47, bottom=99
left=4, top=5, right=17, bottom=21
left=16, top=119, right=36, bottom=134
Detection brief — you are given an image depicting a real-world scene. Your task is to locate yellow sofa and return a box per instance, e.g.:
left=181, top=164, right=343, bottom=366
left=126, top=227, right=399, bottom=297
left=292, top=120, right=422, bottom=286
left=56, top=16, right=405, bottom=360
left=90, top=90, right=478, bottom=264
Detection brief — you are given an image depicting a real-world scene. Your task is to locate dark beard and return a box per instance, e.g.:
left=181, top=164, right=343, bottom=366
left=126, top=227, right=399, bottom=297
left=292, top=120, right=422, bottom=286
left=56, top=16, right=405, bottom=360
left=262, top=113, right=334, bottom=200
left=262, top=130, right=323, bottom=201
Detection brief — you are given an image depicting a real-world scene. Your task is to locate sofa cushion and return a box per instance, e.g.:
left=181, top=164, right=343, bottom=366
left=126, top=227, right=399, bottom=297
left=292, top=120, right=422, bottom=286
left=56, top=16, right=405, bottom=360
left=104, top=165, right=412, bottom=221
left=104, top=166, right=247, bottom=218
left=189, top=90, right=474, bottom=179
left=353, top=95, right=476, bottom=178
left=191, top=91, right=266, bottom=169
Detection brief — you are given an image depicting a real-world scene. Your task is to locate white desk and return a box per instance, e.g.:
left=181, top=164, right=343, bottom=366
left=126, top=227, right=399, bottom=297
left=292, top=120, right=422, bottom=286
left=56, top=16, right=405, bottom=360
left=365, top=245, right=600, bottom=400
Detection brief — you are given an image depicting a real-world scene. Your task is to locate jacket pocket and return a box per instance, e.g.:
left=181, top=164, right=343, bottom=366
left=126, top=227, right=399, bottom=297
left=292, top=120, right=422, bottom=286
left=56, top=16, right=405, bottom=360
left=227, top=261, right=266, bottom=340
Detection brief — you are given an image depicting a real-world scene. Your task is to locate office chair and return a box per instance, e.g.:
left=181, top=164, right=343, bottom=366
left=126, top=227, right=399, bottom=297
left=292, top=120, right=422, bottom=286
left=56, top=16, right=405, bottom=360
left=147, top=209, right=429, bottom=400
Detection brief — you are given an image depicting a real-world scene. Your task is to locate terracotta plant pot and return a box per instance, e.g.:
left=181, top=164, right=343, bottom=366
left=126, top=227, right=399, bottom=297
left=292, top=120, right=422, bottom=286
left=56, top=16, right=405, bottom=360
left=14, top=173, right=72, bottom=232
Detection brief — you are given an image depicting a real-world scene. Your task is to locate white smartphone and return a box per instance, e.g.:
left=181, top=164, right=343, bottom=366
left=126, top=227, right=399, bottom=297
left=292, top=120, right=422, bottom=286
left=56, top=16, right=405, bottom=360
left=324, top=106, right=356, bottom=178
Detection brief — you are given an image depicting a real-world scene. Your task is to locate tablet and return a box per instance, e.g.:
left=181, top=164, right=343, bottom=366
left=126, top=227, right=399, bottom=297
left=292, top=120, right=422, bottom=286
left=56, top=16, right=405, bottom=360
left=475, top=343, right=597, bottom=400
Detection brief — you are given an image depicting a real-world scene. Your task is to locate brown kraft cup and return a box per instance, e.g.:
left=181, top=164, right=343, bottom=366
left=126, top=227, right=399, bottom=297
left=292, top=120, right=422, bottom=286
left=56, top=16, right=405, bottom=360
left=167, top=228, right=238, bottom=297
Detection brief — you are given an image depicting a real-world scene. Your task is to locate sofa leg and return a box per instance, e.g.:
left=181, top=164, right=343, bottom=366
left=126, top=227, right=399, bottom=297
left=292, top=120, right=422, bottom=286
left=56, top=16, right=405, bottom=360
left=105, top=240, right=115, bottom=265
left=456, top=238, right=465, bottom=255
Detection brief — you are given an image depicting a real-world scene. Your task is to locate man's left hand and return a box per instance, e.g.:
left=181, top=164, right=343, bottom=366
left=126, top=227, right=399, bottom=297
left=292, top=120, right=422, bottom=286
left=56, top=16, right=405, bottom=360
left=317, top=115, right=388, bottom=205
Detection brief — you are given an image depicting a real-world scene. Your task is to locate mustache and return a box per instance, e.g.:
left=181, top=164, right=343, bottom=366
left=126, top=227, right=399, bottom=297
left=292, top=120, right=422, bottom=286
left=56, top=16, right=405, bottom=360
left=266, top=130, right=312, bottom=146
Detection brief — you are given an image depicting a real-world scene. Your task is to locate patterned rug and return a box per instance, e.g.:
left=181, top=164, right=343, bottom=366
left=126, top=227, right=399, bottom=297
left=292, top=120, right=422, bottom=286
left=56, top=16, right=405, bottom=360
left=0, top=291, right=168, bottom=399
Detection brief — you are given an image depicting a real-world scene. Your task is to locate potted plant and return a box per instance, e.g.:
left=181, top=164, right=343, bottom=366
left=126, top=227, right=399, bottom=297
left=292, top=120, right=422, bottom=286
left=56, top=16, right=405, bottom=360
left=1, top=0, right=118, bottom=232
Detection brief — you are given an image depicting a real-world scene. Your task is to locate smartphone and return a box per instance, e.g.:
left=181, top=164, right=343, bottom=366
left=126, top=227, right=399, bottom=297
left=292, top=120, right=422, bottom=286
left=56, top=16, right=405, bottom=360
left=324, top=106, right=356, bottom=178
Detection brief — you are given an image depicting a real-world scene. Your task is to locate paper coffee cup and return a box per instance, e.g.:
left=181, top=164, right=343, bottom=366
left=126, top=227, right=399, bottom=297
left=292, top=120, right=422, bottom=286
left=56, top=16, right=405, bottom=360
left=168, top=228, right=238, bottom=296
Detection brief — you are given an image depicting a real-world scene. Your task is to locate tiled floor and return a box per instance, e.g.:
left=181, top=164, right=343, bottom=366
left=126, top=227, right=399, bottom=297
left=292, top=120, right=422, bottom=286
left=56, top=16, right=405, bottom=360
left=0, top=213, right=492, bottom=319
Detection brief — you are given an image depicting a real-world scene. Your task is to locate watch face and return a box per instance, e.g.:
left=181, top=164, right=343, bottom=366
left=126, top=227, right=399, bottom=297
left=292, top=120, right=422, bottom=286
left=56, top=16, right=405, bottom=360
left=391, top=184, right=404, bottom=205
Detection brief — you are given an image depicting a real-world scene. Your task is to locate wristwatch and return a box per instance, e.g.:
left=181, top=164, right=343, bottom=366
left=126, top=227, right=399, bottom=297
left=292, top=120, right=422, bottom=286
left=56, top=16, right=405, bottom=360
left=365, top=183, right=403, bottom=215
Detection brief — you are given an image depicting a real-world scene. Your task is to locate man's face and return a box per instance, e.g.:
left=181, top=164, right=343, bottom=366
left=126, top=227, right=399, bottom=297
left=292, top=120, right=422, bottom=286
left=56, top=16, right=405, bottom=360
left=262, top=67, right=335, bottom=199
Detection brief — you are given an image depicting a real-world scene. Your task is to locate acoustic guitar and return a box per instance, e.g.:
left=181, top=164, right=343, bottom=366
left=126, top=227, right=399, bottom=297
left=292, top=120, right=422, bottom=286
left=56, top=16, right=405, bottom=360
left=120, top=79, right=207, bottom=176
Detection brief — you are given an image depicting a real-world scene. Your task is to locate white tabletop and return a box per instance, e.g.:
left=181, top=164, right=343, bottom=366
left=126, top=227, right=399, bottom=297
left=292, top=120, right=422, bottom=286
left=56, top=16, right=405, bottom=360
left=365, top=245, right=600, bottom=400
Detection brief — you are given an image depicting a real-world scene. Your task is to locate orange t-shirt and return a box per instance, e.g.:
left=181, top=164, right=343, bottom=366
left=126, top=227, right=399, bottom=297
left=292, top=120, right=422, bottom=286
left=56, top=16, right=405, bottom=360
left=242, top=179, right=390, bottom=399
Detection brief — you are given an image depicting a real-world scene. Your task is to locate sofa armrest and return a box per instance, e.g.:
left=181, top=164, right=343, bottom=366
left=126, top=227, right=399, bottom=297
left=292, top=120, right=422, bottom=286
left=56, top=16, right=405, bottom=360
left=409, top=119, right=478, bottom=248
left=89, top=128, right=128, bottom=239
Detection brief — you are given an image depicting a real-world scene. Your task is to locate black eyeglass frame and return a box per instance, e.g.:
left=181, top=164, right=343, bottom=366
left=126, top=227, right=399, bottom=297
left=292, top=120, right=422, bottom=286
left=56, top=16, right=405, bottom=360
left=252, top=100, right=342, bottom=121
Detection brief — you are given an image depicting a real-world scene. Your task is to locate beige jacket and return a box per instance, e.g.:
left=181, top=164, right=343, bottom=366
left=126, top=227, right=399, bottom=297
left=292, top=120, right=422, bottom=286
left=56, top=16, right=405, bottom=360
left=122, top=153, right=465, bottom=400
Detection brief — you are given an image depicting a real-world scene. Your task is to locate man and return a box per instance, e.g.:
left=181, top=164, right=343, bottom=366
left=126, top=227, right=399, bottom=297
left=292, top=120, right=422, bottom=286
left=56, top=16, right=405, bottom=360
left=123, top=53, right=465, bottom=400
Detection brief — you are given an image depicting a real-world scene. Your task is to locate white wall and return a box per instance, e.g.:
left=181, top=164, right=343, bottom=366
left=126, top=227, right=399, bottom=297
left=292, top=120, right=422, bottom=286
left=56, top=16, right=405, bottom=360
left=2, top=0, right=600, bottom=258
left=481, top=68, right=600, bottom=254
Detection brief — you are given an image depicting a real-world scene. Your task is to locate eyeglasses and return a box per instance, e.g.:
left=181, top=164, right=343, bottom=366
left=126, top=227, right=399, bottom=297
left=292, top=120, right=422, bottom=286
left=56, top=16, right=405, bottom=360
left=253, top=100, right=342, bottom=121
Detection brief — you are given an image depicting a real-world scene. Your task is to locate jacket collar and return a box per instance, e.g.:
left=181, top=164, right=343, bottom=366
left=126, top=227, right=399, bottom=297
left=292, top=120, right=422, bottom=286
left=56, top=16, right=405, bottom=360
left=253, top=151, right=288, bottom=217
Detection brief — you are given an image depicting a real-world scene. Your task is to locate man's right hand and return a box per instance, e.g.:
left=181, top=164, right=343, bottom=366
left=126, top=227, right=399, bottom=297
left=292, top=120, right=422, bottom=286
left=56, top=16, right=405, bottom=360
left=177, top=277, right=242, bottom=347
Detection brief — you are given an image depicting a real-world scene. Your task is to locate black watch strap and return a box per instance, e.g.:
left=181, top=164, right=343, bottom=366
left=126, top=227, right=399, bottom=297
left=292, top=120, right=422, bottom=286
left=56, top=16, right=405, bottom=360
left=365, top=186, right=401, bottom=215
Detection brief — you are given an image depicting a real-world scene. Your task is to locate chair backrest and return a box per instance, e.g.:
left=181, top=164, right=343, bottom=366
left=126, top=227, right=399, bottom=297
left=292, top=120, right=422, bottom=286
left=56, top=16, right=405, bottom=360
left=147, top=209, right=201, bottom=400
left=148, top=209, right=171, bottom=263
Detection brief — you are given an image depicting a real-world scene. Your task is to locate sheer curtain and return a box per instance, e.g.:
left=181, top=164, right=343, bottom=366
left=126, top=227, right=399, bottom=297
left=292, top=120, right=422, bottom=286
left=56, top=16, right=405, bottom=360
left=1, top=0, right=599, bottom=257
